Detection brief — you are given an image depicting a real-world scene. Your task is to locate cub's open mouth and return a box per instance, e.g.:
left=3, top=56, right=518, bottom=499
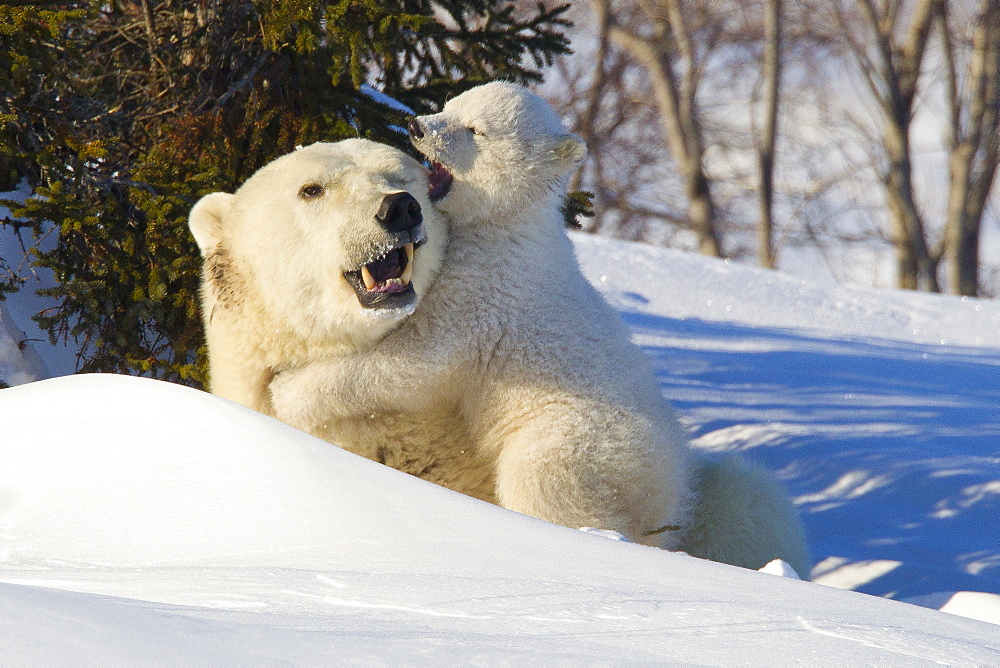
left=428, top=161, right=453, bottom=202
left=343, top=226, right=426, bottom=311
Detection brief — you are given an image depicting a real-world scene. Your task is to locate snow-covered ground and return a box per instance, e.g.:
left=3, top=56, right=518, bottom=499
left=1, top=232, right=998, bottom=662
left=575, top=234, right=1000, bottom=614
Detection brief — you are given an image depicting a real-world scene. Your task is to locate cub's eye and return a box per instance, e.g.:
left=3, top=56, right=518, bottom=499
left=467, top=127, right=483, bottom=137
left=299, top=184, right=324, bottom=200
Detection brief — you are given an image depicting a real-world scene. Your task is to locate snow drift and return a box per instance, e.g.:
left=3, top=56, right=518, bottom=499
left=2, top=373, right=999, bottom=664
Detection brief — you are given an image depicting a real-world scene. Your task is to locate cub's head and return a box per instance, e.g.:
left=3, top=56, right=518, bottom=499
left=188, top=139, right=446, bottom=349
left=408, top=81, right=586, bottom=220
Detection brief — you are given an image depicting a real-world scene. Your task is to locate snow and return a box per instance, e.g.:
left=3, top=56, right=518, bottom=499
left=1, top=181, right=53, bottom=386
left=760, top=558, right=803, bottom=580
left=0, top=182, right=80, bottom=379
left=360, top=84, right=415, bottom=136
left=571, top=234, right=1000, bottom=609
left=0, top=303, right=48, bottom=386
left=1, top=232, right=999, bottom=662
left=360, top=83, right=416, bottom=116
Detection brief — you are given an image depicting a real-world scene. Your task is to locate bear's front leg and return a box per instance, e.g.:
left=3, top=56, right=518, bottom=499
left=269, top=358, right=354, bottom=433
left=205, top=340, right=274, bottom=416
left=271, top=337, right=462, bottom=432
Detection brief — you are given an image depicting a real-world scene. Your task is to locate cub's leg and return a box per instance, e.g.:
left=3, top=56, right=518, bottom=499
left=488, top=395, right=692, bottom=549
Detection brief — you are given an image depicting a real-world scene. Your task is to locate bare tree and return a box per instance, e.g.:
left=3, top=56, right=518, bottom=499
left=549, top=0, right=848, bottom=265
left=546, top=1, right=691, bottom=245
left=544, top=0, right=1000, bottom=295
left=939, top=0, right=1000, bottom=296
left=756, top=0, right=782, bottom=269
left=601, top=0, right=725, bottom=257
left=837, top=0, right=941, bottom=291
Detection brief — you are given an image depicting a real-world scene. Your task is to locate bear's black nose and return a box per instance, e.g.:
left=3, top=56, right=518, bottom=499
left=408, top=118, right=424, bottom=139
left=376, top=191, right=422, bottom=233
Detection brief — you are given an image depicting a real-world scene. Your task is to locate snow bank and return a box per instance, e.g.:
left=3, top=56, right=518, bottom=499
left=2, top=373, right=998, bottom=663
left=571, top=232, right=1000, bottom=348
left=572, top=233, right=1000, bottom=619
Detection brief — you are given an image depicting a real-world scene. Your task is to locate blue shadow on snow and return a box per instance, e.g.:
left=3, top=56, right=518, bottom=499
left=620, top=309, right=1000, bottom=601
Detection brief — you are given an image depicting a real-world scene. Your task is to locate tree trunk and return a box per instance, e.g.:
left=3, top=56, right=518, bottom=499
left=941, top=0, right=1000, bottom=296
left=944, top=145, right=997, bottom=296
left=852, top=0, right=940, bottom=291
left=608, top=0, right=724, bottom=257
left=883, top=118, right=938, bottom=291
left=686, top=165, right=723, bottom=257
left=756, top=0, right=781, bottom=270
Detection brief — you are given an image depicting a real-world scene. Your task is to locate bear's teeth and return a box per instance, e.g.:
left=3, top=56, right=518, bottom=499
left=401, top=243, right=414, bottom=285
left=361, top=265, right=377, bottom=290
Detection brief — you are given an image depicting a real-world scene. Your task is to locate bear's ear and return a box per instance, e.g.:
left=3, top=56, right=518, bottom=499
left=549, top=134, right=587, bottom=168
left=188, top=192, right=235, bottom=255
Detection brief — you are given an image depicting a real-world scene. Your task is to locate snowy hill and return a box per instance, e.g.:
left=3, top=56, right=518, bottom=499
left=1, top=232, right=999, bottom=662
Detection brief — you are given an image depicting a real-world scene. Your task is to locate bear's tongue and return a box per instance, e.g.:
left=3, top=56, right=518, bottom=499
left=360, top=245, right=413, bottom=294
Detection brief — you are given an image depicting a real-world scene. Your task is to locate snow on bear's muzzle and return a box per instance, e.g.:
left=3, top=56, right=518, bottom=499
left=343, top=191, right=427, bottom=312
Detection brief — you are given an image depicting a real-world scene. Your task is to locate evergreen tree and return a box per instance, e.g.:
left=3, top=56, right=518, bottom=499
left=0, top=4, right=83, bottom=298
left=0, top=0, right=571, bottom=384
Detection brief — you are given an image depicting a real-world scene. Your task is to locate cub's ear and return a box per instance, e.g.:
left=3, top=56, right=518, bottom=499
left=550, top=134, right=587, bottom=168
left=188, top=192, right=235, bottom=255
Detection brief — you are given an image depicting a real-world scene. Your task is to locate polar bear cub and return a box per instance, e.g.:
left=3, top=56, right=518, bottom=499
left=406, top=82, right=808, bottom=574
left=405, top=82, right=807, bottom=574
left=271, top=83, right=695, bottom=549
left=188, top=139, right=447, bottom=415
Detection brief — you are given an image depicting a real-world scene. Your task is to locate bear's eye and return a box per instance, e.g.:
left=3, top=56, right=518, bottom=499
left=467, top=127, right=483, bottom=137
left=299, top=184, right=324, bottom=200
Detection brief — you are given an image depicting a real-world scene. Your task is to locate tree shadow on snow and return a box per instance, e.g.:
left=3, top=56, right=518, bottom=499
left=620, top=309, right=1000, bottom=601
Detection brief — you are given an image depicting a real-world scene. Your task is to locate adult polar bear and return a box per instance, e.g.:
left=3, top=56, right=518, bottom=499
left=188, top=140, right=499, bottom=496
left=269, top=83, right=807, bottom=573
left=188, top=140, right=446, bottom=415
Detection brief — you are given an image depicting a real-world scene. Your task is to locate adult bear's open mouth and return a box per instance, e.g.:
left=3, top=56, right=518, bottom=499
left=428, top=161, right=453, bottom=201
left=343, top=226, right=426, bottom=311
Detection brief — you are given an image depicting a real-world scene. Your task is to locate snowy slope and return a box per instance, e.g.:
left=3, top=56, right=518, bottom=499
left=1, top=232, right=999, bottom=662
left=2, top=374, right=999, bottom=664
left=570, top=234, right=1000, bottom=611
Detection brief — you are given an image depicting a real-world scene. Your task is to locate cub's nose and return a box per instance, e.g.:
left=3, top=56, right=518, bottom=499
left=407, top=117, right=424, bottom=139
left=376, top=191, right=422, bottom=233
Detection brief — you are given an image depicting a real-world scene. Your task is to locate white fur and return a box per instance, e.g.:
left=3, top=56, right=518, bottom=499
left=250, top=85, right=807, bottom=571
left=687, top=455, right=810, bottom=577
left=270, top=83, right=693, bottom=548
left=188, top=139, right=447, bottom=414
